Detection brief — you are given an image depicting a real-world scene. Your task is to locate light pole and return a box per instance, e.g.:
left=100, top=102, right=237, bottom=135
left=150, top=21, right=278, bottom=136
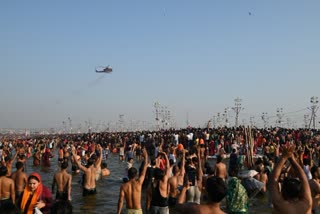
left=222, top=107, right=230, bottom=127
left=261, top=112, right=268, bottom=128
left=154, top=102, right=161, bottom=130
left=276, top=108, right=284, bottom=128
left=250, top=115, right=255, bottom=127
left=68, top=117, right=72, bottom=134
left=304, top=114, right=309, bottom=129
left=309, top=96, right=319, bottom=129
left=232, top=97, right=244, bottom=127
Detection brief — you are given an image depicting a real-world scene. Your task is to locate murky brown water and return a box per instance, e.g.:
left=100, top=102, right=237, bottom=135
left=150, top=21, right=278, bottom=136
left=26, top=150, right=274, bottom=214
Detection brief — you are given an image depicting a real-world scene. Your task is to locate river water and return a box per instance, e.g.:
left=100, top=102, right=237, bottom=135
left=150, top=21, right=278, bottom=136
left=26, top=150, right=273, bottom=214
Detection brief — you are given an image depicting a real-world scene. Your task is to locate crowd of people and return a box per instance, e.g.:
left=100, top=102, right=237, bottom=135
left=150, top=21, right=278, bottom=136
left=0, top=126, right=319, bottom=214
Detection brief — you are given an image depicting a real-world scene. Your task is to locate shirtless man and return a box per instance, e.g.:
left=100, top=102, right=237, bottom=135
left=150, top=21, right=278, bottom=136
left=309, top=165, right=320, bottom=213
left=117, top=149, right=148, bottom=214
left=3, top=150, right=18, bottom=176
left=58, top=146, right=64, bottom=164
left=10, top=161, right=27, bottom=201
left=101, top=162, right=111, bottom=177
left=33, top=149, right=41, bottom=166
left=270, top=145, right=312, bottom=214
left=255, top=161, right=268, bottom=193
left=214, top=155, right=227, bottom=181
left=0, top=166, right=15, bottom=205
left=168, top=149, right=185, bottom=207
left=52, top=161, right=72, bottom=201
left=71, top=145, right=98, bottom=197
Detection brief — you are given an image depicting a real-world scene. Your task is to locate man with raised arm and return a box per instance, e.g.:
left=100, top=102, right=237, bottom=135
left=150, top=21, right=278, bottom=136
left=270, top=144, right=312, bottom=214
left=147, top=151, right=171, bottom=213
left=117, top=148, right=148, bottom=214
left=168, top=149, right=186, bottom=207
left=71, top=145, right=98, bottom=196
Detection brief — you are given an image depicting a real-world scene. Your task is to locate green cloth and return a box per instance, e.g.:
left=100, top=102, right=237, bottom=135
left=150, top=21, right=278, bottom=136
left=227, top=177, right=249, bottom=214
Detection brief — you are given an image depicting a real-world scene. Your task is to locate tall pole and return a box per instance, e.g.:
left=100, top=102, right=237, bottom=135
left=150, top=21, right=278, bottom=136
left=212, top=116, right=217, bottom=128
left=119, top=114, right=125, bottom=131
left=217, top=113, right=221, bottom=127
left=186, top=112, right=190, bottom=128
left=304, top=114, right=309, bottom=129
left=309, top=96, right=319, bottom=129
left=250, top=115, right=255, bottom=127
left=68, top=117, right=72, bottom=134
left=223, top=107, right=230, bottom=127
left=154, top=102, right=161, bottom=130
left=232, top=97, right=243, bottom=127
left=276, top=108, right=284, bottom=128
left=62, top=121, right=66, bottom=134
left=261, top=112, right=268, bottom=128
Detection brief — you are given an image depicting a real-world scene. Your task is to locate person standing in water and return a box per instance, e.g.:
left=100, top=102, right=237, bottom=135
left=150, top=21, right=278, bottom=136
left=117, top=149, right=148, bottom=214
left=52, top=161, right=72, bottom=201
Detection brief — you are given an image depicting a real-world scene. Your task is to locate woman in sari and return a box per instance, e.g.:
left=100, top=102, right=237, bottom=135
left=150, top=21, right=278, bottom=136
left=19, top=172, right=53, bottom=214
left=227, top=167, right=249, bottom=214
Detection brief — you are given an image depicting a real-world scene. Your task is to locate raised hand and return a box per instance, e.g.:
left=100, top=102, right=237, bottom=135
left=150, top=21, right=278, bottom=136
left=282, top=144, right=295, bottom=159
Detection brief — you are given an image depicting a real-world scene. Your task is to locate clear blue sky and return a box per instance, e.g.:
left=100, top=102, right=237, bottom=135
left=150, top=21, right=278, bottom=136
left=1, top=0, right=320, bottom=130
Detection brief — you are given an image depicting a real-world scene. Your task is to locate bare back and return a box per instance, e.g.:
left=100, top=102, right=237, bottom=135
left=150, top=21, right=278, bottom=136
left=0, top=176, right=15, bottom=203
left=169, top=175, right=179, bottom=197
left=11, top=170, right=27, bottom=193
left=83, top=166, right=97, bottom=189
left=122, top=179, right=143, bottom=209
left=214, top=163, right=227, bottom=180
left=54, top=171, right=71, bottom=192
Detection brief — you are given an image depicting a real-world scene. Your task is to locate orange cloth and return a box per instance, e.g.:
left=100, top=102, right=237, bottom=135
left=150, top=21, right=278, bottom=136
left=20, top=173, right=43, bottom=214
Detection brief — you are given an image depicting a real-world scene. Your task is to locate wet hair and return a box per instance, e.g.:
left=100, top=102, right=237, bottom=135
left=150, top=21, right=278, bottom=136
left=172, top=165, right=179, bottom=175
left=51, top=200, right=73, bottom=214
left=101, top=162, right=108, bottom=169
left=0, top=166, right=8, bottom=176
left=91, top=154, right=97, bottom=160
left=61, top=161, right=68, bottom=169
left=16, top=161, right=24, bottom=170
left=216, top=155, right=222, bottom=163
left=4, top=156, right=11, bottom=162
left=282, top=177, right=302, bottom=200
left=154, top=168, right=165, bottom=180
left=206, top=176, right=227, bottom=203
left=169, top=159, right=174, bottom=166
left=128, top=167, right=137, bottom=179
left=192, top=157, right=198, bottom=163
left=303, top=158, right=311, bottom=166
left=255, top=158, right=263, bottom=166
left=86, top=158, right=94, bottom=167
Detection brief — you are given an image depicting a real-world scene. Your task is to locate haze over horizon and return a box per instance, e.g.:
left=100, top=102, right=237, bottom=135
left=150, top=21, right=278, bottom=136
left=1, top=1, right=320, bottom=131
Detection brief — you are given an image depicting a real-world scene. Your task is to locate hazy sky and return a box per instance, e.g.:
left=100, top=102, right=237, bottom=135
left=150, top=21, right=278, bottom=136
left=1, top=1, right=320, bottom=130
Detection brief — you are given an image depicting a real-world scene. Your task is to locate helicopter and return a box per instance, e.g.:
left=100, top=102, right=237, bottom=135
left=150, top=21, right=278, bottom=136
left=95, top=65, right=113, bottom=73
